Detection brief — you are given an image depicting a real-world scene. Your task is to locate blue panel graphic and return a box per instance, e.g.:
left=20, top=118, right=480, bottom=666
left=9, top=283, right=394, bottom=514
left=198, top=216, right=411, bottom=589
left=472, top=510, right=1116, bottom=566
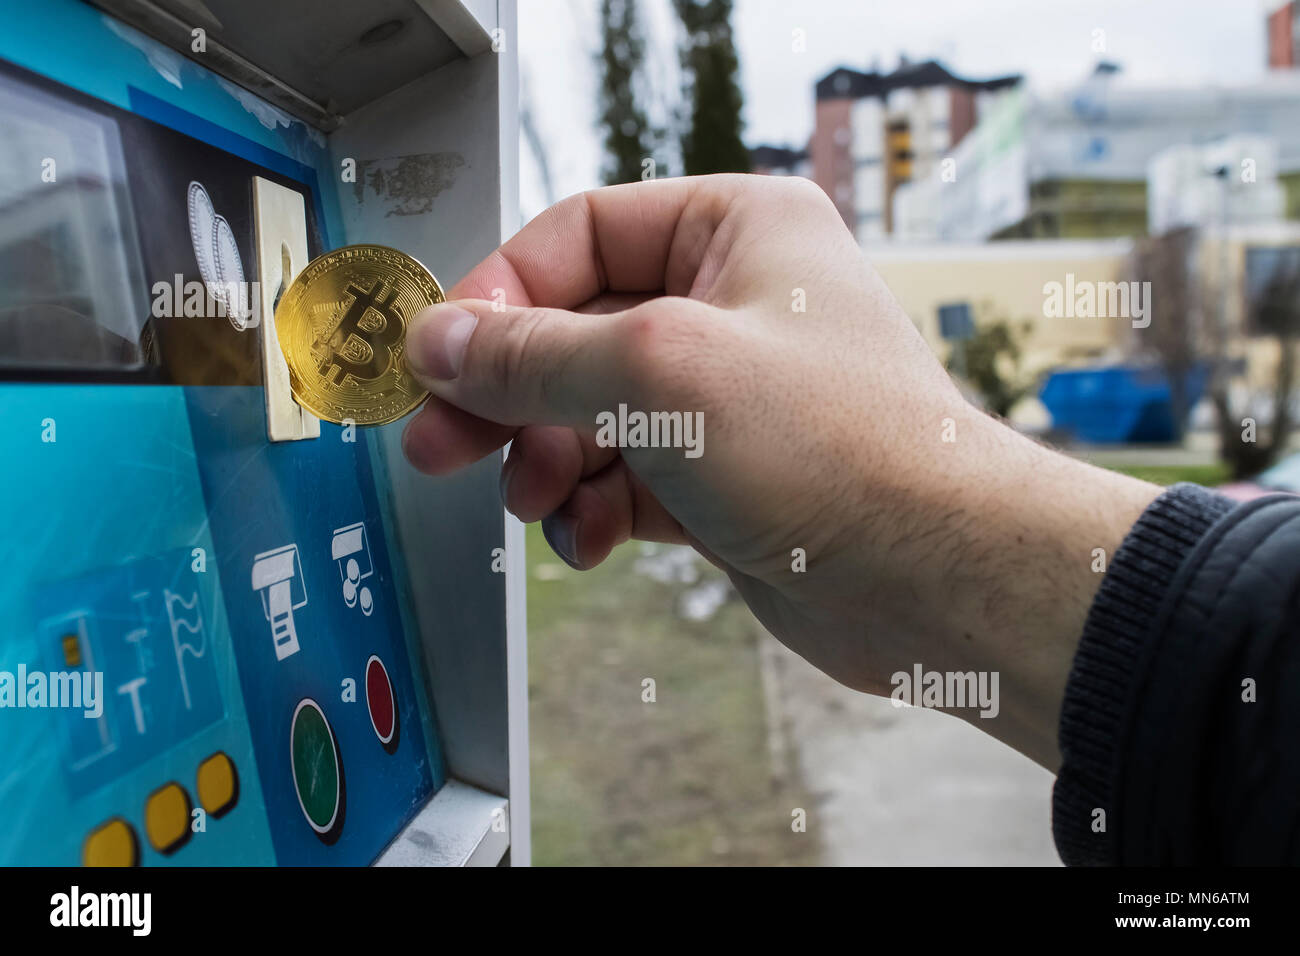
left=33, top=553, right=225, bottom=797
left=183, top=386, right=439, bottom=865
left=127, top=87, right=333, bottom=248
left=0, top=385, right=274, bottom=866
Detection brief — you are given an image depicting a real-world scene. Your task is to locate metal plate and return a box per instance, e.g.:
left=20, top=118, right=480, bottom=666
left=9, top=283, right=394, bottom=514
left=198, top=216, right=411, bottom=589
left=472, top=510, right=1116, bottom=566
left=86, top=0, right=467, bottom=127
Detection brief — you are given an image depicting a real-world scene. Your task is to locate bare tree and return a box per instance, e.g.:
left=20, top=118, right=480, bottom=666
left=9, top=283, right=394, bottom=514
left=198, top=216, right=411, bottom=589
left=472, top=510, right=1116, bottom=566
left=1127, top=227, right=1200, bottom=442
left=1129, top=228, right=1300, bottom=478
left=1223, top=251, right=1300, bottom=476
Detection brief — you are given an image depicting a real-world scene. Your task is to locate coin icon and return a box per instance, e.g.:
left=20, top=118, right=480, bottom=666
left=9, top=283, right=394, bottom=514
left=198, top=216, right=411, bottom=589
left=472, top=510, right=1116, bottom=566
left=274, top=244, right=444, bottom=426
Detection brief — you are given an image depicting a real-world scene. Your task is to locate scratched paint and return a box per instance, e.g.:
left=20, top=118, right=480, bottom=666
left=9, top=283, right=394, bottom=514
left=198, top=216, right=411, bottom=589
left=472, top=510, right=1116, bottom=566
left=103, top=16, right=185, bottom=89
left=352, top=153, right=465, bottom=217
left=217, top=77, right=326, bottom=147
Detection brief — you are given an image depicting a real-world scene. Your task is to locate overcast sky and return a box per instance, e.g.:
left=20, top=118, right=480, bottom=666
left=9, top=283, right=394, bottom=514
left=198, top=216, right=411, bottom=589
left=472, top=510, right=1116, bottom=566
left=517, top=0, right=1273, bottom=216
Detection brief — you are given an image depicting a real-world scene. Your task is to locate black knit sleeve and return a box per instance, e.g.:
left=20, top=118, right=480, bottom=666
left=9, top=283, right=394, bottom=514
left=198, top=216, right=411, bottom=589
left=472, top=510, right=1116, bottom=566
left=1053, top=482, right=1300, bottom=865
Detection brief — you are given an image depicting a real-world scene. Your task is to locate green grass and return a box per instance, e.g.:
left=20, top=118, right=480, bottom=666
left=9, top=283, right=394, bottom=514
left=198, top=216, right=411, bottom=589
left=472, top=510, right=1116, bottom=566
left=1102, top=463, right=1232, bottom=487
left=525, top=453, right=1237, bottom=864
left=526, top=523, right=818, bottom=866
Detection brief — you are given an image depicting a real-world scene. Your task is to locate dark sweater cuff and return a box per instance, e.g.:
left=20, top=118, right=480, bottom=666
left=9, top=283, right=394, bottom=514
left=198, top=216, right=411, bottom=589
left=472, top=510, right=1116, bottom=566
left=1052, top=482, right=1235, bottom=865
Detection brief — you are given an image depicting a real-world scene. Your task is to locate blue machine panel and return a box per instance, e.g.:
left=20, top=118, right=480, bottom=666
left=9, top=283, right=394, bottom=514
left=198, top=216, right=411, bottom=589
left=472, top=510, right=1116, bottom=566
left=0, top=0, right=447, bottom=865
left=184, top=388, right=434, bottom=865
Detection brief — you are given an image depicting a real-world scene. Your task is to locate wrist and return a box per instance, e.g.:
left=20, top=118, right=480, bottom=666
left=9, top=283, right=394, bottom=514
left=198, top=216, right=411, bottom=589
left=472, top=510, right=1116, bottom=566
left=909, top=415, right=1160, bottom=768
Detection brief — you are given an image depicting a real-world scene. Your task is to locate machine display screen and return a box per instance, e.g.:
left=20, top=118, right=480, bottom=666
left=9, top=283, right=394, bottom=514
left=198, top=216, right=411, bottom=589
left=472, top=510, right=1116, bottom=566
left=0, top=47, right=447, bottom=866
left=0, top=69, right=149, bottom=369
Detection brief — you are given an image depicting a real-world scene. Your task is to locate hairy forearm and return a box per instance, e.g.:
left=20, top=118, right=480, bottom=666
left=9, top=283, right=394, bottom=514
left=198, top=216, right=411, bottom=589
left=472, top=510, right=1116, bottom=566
left=931, top=420, right=1161, bottom=769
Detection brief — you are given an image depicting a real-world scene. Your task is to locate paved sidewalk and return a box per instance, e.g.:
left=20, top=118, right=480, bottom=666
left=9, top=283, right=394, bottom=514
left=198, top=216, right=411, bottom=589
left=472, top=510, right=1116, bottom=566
left=760, top=634, right=1061, bottom=866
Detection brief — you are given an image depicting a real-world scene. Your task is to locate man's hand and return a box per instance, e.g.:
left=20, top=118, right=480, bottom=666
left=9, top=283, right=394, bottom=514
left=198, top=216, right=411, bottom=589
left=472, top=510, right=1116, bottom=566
left=401, top=174, right=1160, bottom=769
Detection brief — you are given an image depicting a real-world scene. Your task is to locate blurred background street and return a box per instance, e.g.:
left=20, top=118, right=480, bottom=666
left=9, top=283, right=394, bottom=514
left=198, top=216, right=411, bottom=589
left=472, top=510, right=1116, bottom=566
left=517, top=0, right=1300, bottom=865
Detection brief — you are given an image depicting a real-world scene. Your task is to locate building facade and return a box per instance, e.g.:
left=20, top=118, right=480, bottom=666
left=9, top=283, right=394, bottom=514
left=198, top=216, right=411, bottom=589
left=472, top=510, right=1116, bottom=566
left=1268, top=1, right=1299, bottom=68
left=892, top=66, right=1300, bottom=242
left=810, top=61, right=1020, bottom=242
left=748, top=144, right=810, bottom=179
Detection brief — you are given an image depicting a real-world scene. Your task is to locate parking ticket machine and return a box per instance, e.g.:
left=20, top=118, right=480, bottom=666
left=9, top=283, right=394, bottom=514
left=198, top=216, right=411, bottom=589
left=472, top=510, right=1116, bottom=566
left=0, top=0, right=528, bottom=866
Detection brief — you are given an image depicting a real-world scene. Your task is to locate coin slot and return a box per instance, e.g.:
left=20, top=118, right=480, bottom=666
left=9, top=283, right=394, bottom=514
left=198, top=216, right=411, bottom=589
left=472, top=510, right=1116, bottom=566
left=253, top=176, right=320, bottom=442
left=272, top=242, right=291, bottom=315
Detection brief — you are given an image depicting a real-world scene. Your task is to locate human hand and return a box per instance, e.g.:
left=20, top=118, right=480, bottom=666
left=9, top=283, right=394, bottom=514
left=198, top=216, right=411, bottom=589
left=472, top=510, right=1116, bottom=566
left=402, top=174, right=1159, bottom=768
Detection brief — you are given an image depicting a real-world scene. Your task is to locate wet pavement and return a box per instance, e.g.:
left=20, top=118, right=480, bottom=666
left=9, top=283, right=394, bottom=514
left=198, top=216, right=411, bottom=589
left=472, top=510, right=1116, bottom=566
left=760, top=634, right=1061, bottom=866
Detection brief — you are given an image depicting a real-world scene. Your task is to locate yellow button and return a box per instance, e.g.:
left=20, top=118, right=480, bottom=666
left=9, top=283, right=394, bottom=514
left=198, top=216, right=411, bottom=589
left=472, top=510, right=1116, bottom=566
left=144, top=782, right=191, bottom=854
left=196, top=752, right=238, bottom=817
left=61, top=633, right=81, bottom=668
left=82, top=819, right=138, bottom=867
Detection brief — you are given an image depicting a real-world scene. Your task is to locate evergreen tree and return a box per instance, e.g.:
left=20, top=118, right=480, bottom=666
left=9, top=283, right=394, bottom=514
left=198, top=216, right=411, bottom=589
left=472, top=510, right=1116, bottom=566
left=672, top=0, right=750, bottom=175
left=598, top=0, right=655, bottom=185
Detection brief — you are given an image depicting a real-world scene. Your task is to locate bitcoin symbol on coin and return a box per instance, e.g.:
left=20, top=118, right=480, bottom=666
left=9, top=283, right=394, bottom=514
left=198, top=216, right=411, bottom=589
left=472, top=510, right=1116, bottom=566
left=275, top=244, right=445, bottom=426
left=317, top=279, right=404, bottom=385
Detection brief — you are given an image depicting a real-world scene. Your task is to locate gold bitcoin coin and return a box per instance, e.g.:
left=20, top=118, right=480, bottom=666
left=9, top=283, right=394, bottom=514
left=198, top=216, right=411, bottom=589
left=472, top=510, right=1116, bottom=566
left=275, top=244, right=444, bottom=426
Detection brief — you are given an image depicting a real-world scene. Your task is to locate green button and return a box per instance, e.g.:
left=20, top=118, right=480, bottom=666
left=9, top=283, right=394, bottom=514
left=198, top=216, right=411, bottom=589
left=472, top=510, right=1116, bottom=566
left=291, top=699, right=341, bottom=835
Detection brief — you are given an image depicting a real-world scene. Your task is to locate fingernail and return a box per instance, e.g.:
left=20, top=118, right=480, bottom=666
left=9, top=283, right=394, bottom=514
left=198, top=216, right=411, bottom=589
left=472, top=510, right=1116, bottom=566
left=499, top=454, right=518, bottom=510
left=542, top=512, right=581, bottom=569
left=401, top=420, right=420, bottom=467
left=408, top=303, right=478, bottom=380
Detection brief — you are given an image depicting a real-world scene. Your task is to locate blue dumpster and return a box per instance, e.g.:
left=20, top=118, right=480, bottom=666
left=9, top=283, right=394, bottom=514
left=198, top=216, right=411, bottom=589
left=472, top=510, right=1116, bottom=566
left=1039, top=363, right=1210, bottom=444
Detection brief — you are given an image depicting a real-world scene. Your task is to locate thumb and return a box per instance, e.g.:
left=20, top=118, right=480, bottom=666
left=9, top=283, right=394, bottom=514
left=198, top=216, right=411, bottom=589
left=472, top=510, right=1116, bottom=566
left=405, top=298, right=626, bottom=427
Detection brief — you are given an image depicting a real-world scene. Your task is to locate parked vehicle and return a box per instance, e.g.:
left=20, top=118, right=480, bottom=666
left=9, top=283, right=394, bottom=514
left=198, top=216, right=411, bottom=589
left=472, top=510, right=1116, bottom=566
left=1219, top=452, right=1300, bottom=501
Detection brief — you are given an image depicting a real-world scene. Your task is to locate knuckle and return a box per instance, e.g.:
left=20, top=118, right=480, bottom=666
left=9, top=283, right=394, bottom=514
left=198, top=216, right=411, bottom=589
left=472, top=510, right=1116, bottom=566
left=615, top=299, right=713, bottom=404
left=617, top=302, right=686, bottom=374
left=783, top=175, right=838, bottom=214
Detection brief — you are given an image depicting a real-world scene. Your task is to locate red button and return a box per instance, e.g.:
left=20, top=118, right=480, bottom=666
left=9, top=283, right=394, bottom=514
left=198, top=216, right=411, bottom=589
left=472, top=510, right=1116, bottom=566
left=365, top=655, right=396, bottom=748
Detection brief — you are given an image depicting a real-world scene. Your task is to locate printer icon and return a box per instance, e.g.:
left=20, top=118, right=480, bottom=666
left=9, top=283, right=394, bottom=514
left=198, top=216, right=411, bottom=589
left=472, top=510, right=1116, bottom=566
left=251, top=544, right=307, bottom=661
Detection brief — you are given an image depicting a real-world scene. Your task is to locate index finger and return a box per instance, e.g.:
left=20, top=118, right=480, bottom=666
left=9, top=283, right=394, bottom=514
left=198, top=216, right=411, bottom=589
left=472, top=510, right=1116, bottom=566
left=449, top=174, right=741, bottom=308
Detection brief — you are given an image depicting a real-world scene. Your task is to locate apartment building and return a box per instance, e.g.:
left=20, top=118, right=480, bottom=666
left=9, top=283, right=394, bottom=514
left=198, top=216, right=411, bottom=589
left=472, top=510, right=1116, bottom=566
left=809, top=60, right=1020, bottom=241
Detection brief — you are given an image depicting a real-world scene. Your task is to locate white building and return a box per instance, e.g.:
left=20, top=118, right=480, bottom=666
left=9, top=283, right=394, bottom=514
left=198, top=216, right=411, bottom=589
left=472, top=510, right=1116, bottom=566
left=893, top=66, right=1300, bottom=242
left=1148, top=137, right=1286, bottom=236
